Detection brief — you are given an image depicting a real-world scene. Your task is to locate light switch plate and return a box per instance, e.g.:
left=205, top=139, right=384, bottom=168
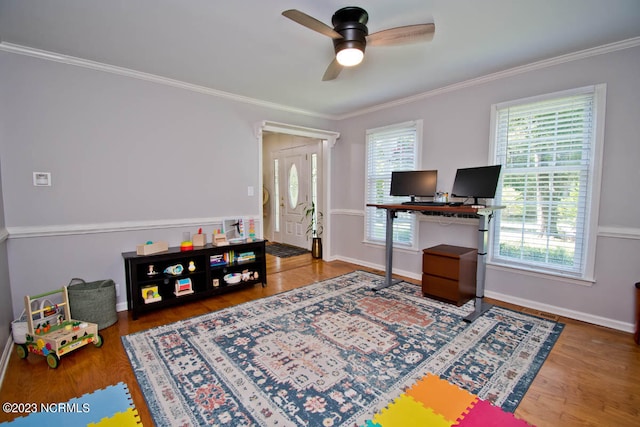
left=33, top=172, right=51, bottom=186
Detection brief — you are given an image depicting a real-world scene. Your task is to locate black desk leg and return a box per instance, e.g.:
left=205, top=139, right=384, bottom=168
left=464, top=213, right=493, bottom=322
left=372, top=208, right=402, bottom=291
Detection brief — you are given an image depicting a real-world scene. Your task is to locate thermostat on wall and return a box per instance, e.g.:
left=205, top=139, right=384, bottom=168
left=33, top=172, right=51, bottom=186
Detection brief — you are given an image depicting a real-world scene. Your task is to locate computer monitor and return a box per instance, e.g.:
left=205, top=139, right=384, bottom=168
left=451, top=165, right=502, bottom=205
left=390, top=170, right=438, bottom=201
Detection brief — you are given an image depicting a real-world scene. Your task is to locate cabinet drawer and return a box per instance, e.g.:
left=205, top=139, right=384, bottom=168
left=422, top=254, right=461, bottom=280
left=422, top=274, right=460, bottom=302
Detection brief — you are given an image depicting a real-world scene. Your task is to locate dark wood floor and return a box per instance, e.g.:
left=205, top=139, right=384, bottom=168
left=1, top=254, right=639, bottom=426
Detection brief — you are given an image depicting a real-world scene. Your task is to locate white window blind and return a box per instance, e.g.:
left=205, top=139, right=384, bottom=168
left=365, top=121, right=420, bottom=247
left=490, top=85, right=604, bottom=279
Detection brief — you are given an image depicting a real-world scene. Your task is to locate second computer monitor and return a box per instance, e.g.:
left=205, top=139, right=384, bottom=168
left=451, top=165, right=502, bottom=205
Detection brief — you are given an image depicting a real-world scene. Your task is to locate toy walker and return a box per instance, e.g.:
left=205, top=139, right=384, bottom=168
left=15, top=287, right=103, bottom=369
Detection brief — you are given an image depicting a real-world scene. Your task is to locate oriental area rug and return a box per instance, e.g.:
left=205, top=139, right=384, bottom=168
left=122, top=271, right=563, bottom=427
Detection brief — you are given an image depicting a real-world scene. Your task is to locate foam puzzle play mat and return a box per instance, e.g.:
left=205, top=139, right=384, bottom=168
left=362, top=373, right=533, bottom=427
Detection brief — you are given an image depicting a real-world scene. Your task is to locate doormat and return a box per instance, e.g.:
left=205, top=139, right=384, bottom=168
left=1, top=382, right=140, bottom=426
left=265, top=242, right=310, bottom=258
left=122, top=270, right=562, bottom=426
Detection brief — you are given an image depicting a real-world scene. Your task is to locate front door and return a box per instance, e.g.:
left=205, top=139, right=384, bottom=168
left=273, top=144, right=320, bottom=249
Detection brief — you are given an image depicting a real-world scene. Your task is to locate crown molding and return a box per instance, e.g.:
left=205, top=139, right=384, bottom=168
left=0, top=42, right=335, bottom=120
left=2, top=37, right=638, bottom=122
left=338, top=37, right=640, bottom=119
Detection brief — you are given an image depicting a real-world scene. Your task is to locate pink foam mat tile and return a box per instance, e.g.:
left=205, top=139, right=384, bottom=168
left=454, top=399, right=535, bottom=427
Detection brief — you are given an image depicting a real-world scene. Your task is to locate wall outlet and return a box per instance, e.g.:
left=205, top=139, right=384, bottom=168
left=33, top=172, right=51, bottom=186
left=115, top=283, right=120, bottom=298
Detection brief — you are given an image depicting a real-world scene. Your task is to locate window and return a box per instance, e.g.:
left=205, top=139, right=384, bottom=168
left=365, top=120, right=422, bottom=247
left=489, top=85, right=605, bottom=280
left=288, top=163, right=299, bottom=209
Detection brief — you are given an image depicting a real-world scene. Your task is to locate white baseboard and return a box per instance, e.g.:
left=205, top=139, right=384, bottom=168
left=331, top=255, right=422, bottom=282
left=331, top=255, right=634, bottom=333
left=484, top=290, right=635, bottom=333
left=0, top=335, right=13, bottom=389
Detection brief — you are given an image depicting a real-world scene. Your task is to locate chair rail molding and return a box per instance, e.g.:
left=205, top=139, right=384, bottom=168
left=6, top=216, right=263, bottom=239
left=598, top=225, right=640, bottom=240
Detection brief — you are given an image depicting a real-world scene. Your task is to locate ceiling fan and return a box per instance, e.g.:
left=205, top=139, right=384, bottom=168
left=282, top=6, right=435, bottom=81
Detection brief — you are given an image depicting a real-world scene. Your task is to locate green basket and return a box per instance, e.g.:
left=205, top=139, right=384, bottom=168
left=67, top=278, right=118, bottom=330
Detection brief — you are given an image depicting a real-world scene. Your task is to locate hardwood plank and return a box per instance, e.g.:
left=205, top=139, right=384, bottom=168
left=1, top=254, right=638, bottom=427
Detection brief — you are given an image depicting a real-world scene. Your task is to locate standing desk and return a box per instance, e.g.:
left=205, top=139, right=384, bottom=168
left=366, top=203, right=503, bottom=322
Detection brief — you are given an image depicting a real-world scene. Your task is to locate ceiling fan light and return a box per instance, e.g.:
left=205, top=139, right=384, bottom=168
left=336, top=47, right=364, bottom=66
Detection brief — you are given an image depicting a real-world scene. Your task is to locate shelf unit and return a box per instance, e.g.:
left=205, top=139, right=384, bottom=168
left=122, top=239, right=266, bottom=319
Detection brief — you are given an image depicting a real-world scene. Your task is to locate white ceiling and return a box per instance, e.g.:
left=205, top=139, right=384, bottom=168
left=1, top=0, right=639, bottom=117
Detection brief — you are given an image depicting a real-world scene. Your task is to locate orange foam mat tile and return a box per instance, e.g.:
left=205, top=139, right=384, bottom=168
left=372, top=395, right=452, bottom=427
left=406, top=373, right=478, bottom=423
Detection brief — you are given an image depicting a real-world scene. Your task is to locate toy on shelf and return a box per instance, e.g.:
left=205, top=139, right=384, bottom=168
left=141, top=285, right=162, bottom=304
left=213, top=232, right=229, bottom=246
left=193, top=228, right=206, bottom=247
left=137, top=241, right=169, bottom=256
left=147, top=264, right=158, bottom=276
left=246, top=219, right=256, bottom=242
left=224, top=273, right=242, bottom=285
left=15, top=287, right=103, bottom=369
left=164, top=264, right=184, bottom=275
left=174, top=278, right=194, bottom=296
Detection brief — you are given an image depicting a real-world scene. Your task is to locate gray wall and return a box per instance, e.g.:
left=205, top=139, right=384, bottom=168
left=0, top=160, right=12, bottom=348
left=0, top=51, right=334, bottom=318
left=1, top=43, right=638, bottom=336
left=0, top=64, right=13, bottom=347
left=331, top=45, right=640, bottom=330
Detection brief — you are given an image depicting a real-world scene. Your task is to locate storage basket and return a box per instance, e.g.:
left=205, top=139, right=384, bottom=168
left=67, top=278, right=118, bottom=330
left=11, top=311, right=28, bottom=344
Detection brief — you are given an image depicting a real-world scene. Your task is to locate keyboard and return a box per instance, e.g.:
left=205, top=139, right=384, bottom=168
left=401, top=201, right=446, bottom=207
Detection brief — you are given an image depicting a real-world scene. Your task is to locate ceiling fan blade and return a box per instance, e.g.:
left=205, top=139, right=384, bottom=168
left=322, top=58, right=343, bottom=81
left=282, top=9, right=343, bottom=39
left=367, top=23, right=435, bottom=47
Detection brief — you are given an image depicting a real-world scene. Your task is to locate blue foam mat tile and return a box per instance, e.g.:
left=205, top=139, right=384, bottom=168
left=1, top=382, right=133, bottom=427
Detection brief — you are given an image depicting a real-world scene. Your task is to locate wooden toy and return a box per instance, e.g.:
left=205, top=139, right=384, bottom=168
left=193, top=228, right=206, bottom=247
left=15, top=287, right=103, bottom=369
left=136, top=240, right=169, bottom=255
left=141, top=285, right=162, bottom=304
left=174, top=278, right=194, bottom=296
left=213, top=233, right=229, bottom=246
